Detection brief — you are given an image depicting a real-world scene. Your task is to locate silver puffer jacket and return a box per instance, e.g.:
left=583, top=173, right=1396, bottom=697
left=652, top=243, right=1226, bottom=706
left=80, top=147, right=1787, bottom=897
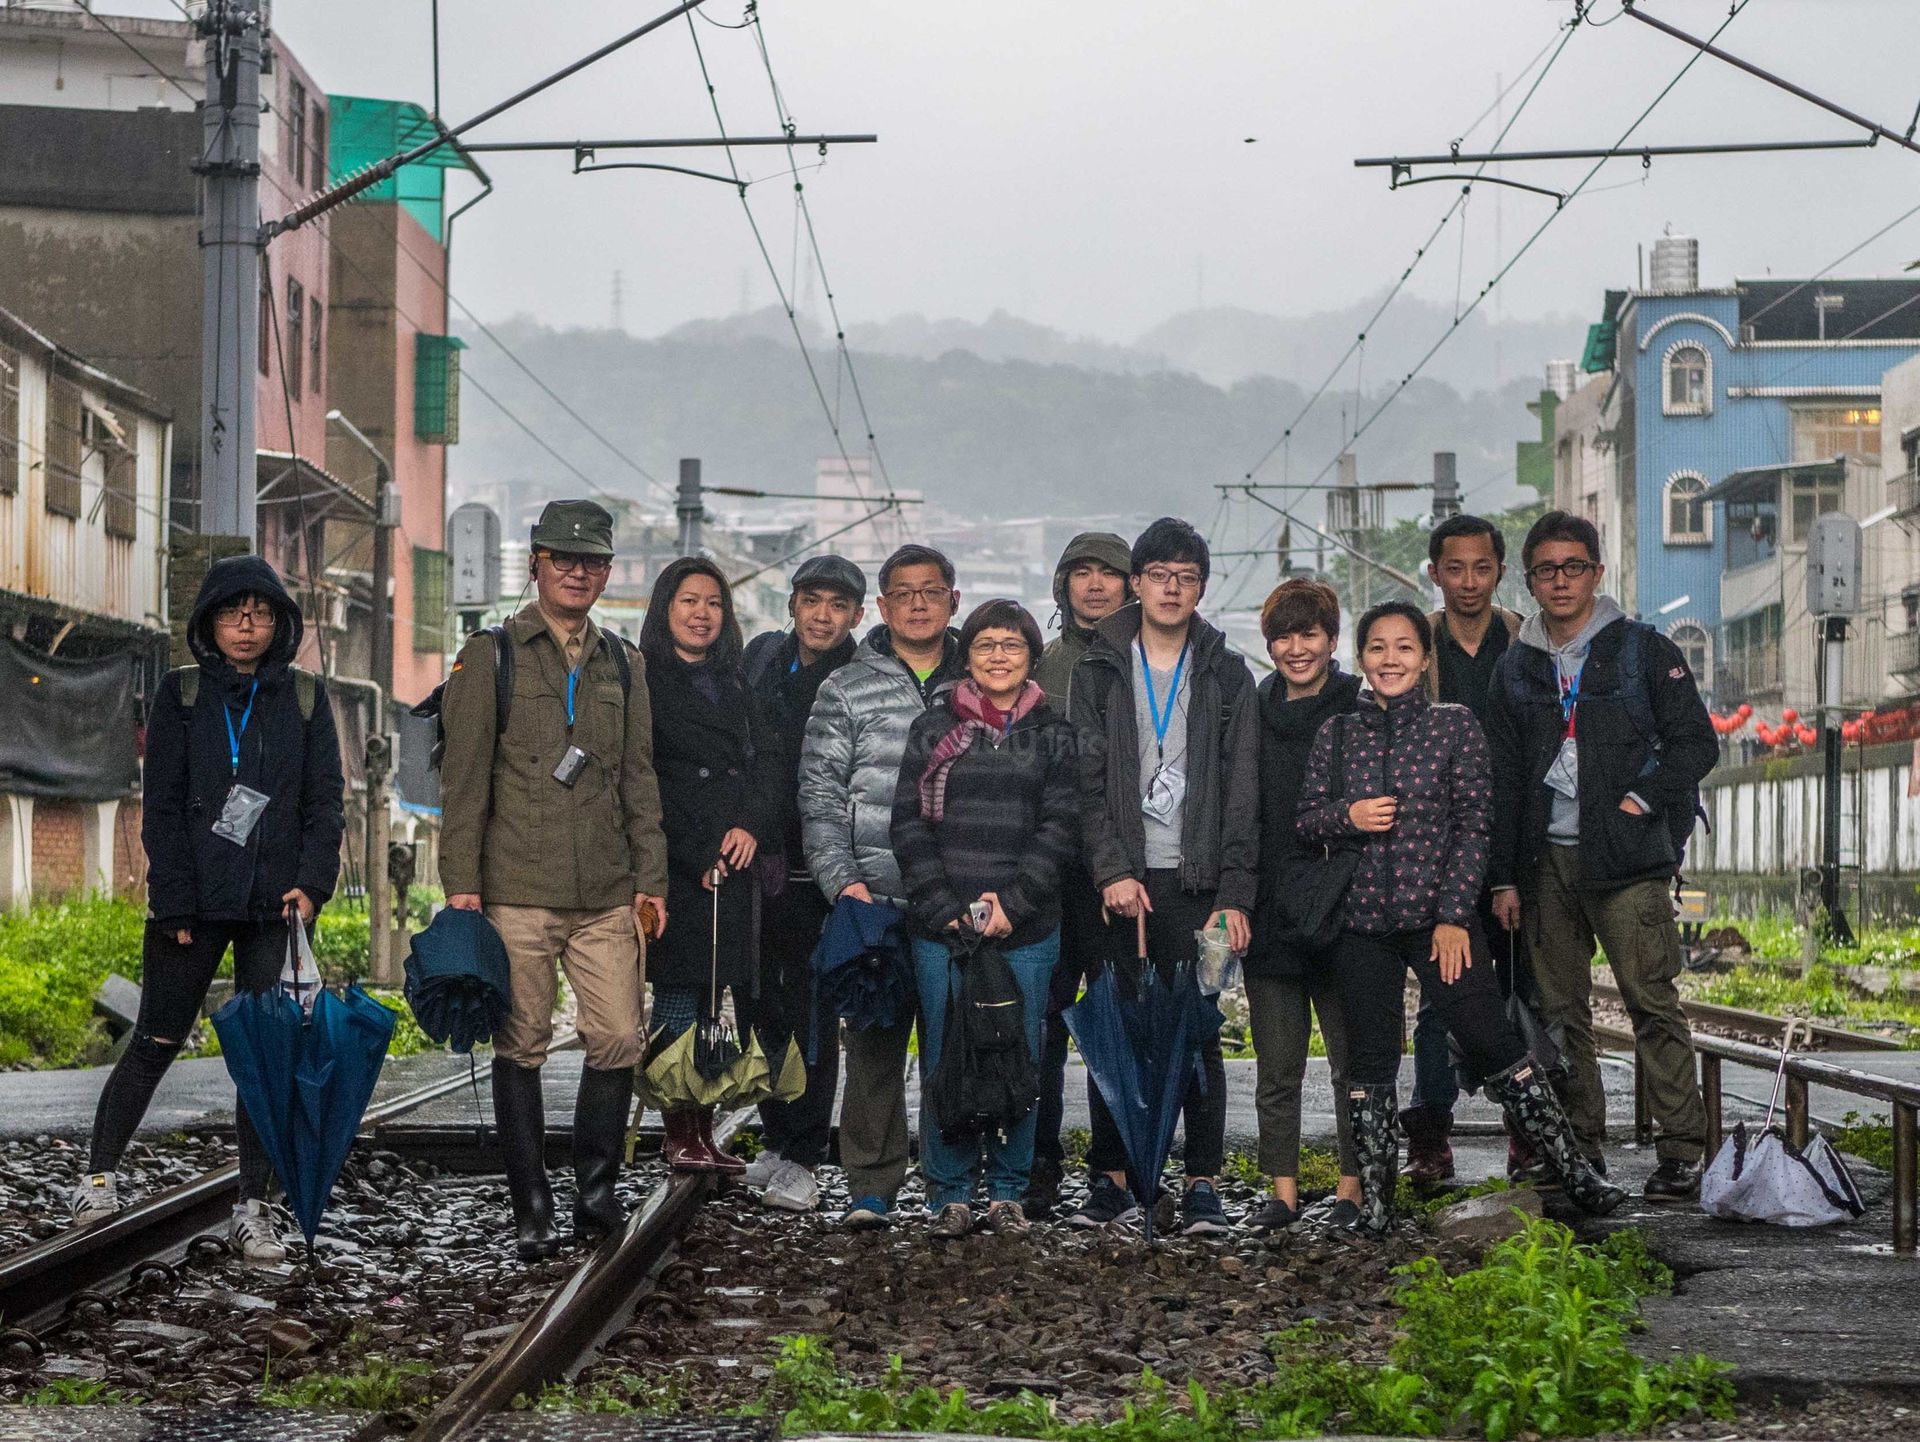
left=799, top=626, right=961, bottom=904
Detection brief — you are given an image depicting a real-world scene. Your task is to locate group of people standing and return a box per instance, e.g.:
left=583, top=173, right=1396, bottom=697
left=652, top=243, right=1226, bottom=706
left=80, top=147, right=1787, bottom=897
left=68, top=492, right=1719, bottom=1265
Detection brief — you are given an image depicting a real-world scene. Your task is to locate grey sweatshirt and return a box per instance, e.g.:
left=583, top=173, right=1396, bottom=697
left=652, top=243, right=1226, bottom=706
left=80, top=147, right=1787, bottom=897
left=1513, top=595, right=1626, bottom=845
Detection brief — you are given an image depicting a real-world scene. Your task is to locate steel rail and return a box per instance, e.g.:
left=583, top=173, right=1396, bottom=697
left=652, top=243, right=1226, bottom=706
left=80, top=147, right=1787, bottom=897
left=0, top=1034, right=579, bottom=1334
left=403, top=1110, right=745, bottom=1441
left=1591, top=980, right=1904, bottom=1052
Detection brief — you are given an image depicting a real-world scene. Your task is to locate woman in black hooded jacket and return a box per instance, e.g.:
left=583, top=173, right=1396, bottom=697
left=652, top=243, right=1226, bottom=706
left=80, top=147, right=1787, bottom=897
left=71, top=555, right=344, bottom=1266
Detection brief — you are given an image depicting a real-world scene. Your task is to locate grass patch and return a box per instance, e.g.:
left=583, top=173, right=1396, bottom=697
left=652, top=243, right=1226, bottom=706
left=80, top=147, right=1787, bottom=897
left=1681, top=963, right=1920, bottom=1045
left=748, top=1218, right=1726, bottom=1441
left=1698, top=912, right=1920, bottom=977
left=0, top=896, right=145, bottom=1067
left=1400, top=1173, right=1514, bottom=1219
left=1061, top=1126, right=1091, bottom=1168
left=19, top=1379, right=138, bottom=1405
left=1834, top=1110, right=1894, bottom=1170
left=261, top=1356, right=431, bottom=1410
left=1223, top=1145, right=1342, bottom=1192
left=529, top=1371, right=680, bottom=1414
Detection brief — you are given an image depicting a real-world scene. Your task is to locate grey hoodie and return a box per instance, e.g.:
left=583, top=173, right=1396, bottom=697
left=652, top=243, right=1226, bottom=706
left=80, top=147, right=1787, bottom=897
left=1514, top=594, right=1626, bottom=844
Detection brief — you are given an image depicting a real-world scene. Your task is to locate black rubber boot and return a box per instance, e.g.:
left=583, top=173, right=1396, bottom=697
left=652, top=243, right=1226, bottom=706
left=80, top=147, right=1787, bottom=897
left=1487, top=1058, right=1627, bottom=1216
left=1348, top=1084, right=1400, bottom=1236
left=572, top=1065, right=635, bottom=1243
left=491, top=1060, right=561, bottom=1261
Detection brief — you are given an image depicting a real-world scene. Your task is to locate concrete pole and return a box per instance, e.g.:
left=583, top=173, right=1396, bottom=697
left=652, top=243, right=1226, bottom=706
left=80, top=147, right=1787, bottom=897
left=1818, top=615, right=1855, bottom=945
left=197, top=0, right=263, bottom=542
left=677, top=457, right=703, bottom=556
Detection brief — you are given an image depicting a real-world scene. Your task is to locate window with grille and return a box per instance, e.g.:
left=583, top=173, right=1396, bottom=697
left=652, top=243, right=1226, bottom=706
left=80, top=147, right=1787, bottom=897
left=289, top=79, right=307, bottom=188
left=1787, top=469, right=1845, bottom=543
left=46, top=378, right=83, bottom=518
left=309, top=296, right=323, bottom=394
left=414, top=334, right=464, bottom=444
left=1663, top=472, right=1710, bottom=544
left=1667, top=621, right=1710, bottom=686
left=285, top=279, right=305, bottom=393
left=1793, top=406, right=1881, bottom=462
left=104, top=446, right=137, bottom=540
left=0, top=346, right=18, bottom=495
left=1663, top=345, right=1710, bottom=415
left=412, top=547, right=450, bottom=652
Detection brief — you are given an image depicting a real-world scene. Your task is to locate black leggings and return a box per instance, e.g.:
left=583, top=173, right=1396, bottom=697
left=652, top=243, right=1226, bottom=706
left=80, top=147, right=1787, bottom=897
left=89, top=919, right=286, bottom=1199
left=1335, top=923, right=1526, bottom=1089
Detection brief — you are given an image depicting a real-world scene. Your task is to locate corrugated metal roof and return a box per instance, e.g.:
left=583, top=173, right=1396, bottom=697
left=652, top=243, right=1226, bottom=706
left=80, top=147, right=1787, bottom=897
left=1700, top=456, right=1845, bottom=504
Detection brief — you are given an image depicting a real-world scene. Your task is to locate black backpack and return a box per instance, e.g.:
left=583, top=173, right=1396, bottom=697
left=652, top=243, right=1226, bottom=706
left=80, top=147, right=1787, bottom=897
left=926, top=937, right=1040, bottom=1143
left=412, top=624, right=632, bottom=768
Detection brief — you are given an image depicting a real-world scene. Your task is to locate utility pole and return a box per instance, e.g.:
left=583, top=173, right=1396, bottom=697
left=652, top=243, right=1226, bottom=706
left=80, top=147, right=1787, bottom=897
left=1808, top=512, right=1861, bottom=946
left=677, top=458, right=704, bottom=556
left=1431, top=452, right=1460, bottom=523
left=197, top=0, right=263, bottom=542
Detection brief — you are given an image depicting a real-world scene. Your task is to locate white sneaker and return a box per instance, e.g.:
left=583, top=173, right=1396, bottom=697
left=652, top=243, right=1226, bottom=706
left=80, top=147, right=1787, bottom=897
left=70, top=1172, right=120, bottom=1228
left=742, top=1147, right=785, bottom=1190
left=761, top=1159, right=820, bottom=1213
left=230, top=1199, right=288, bottom=1266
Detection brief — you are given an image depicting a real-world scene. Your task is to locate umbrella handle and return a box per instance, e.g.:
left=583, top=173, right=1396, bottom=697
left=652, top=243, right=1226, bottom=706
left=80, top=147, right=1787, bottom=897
left=710, top=868, right=723, bottom=1019
left=1136, top=910, right=1148, bottom=961
left=1761, top=1017, right=1811, bottom=1131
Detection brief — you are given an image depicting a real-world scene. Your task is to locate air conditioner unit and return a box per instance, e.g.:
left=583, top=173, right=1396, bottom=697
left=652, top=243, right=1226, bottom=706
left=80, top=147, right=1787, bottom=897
left=314, top=587, right=351, bottom=635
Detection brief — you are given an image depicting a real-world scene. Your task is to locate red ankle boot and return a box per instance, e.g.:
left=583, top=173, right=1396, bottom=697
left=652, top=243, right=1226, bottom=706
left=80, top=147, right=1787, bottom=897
left=694, top=1108, right=746, bottom=1174
left=662, top=1109, right=711, bottom=1172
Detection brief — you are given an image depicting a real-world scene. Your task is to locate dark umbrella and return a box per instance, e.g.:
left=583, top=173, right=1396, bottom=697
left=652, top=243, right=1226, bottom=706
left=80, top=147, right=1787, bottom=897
left=1062, top=913, right=1215, bottom=1243
left=808, top=894, right=913, bottom=1059
left=213, top=980, right=397, bottom=1245
left=403, top=907, right=512, bottom=1053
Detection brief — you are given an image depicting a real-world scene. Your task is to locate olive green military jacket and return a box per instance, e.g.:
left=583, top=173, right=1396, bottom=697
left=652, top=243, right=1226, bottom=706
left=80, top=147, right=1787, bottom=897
left=438, top=603, right=668, bottom=908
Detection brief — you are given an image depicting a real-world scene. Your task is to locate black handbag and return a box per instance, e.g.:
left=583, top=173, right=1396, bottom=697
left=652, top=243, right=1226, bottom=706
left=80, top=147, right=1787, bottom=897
left=1280, top=715, right=1363, bottom=955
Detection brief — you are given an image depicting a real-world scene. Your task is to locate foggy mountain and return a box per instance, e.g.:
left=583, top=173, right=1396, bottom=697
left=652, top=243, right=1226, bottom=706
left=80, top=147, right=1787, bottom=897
left=452, top=312, right=1553, bottom=526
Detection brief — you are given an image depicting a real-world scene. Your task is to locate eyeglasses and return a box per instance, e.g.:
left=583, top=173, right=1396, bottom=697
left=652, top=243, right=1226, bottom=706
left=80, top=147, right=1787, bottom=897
left=968, top=638, right=1030, bottom=658
left=1140, top=565, right=1204, bottom=591
left=537, top=549, right=612, bottom=576
left=883, top=586, right=952, bottom=607
left=214, top=605, right=276, bottom=628
left=1525, top=559, right=1596, bottom=583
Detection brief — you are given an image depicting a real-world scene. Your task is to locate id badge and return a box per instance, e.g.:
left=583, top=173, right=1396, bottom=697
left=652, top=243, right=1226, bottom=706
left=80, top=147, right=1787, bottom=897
left=552, top=745, right=589, bottom=788
left=1142, top=761, right=1184, bottom=825
left=212, top=783, right=270, bottom=847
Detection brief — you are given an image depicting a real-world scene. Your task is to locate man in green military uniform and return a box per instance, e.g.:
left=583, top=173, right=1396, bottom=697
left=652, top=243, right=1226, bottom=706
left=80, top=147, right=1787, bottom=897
left=439, top=499, right=669, bottom=1260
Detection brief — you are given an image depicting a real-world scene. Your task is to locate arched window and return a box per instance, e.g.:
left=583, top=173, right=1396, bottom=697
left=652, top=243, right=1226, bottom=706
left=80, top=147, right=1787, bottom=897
left=1664, top=343, right=1711, bottom=415
left=1668, top=620, right=1711, bottom=688
left=1663, top=472, right=1711, bottom=544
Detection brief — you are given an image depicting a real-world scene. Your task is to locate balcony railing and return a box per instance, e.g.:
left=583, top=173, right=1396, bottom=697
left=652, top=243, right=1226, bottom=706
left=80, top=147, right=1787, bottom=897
left=1891, top=467, right=1920, bottom=521
left=1714, top=642, right=1783, bottom=703
left=1894, top=629, right=1920, bottom=679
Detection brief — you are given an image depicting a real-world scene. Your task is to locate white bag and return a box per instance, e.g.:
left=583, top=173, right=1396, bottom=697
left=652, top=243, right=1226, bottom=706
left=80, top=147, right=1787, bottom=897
left=1699, top=1018, right=1865, bottom=1228
left=280, top=919, right=323, bottom=1019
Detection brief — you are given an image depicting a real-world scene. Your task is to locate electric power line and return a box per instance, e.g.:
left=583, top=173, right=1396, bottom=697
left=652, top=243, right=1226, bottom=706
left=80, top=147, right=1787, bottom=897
left=75, top=2, right=198, bottom=105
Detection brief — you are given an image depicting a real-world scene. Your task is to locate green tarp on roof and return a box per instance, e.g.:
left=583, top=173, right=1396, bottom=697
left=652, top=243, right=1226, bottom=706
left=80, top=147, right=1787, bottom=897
left=325, top=95, right=476, bottom=240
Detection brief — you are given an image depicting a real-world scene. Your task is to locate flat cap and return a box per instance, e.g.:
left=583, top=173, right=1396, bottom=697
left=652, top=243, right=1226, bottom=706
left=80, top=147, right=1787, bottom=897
left=530, top=498, right=616, bottom=557
left=790, top=553, right=866, bottom=603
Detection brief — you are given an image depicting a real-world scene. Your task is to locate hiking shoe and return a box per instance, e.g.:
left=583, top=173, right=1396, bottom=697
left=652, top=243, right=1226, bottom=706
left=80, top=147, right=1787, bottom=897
left=985, top=1200, right=1031, bottom=1236
left=70, top=1172, right=119, bottom=1229
left=1066, top=1175, right=1138, bottom=1228
left=230, top=1199, right=287, bottom=1266
left=1023, top=1160, right=1063, bottom=1220
left=1326, top=1198, right=1363, bottom=1230
left=742, top=1147, right=785, bottom=1190
left=1643, top=1158, right=1701, bottom=1204
left=761, top=1159, right=819, bottom=1214
left=1247, top=1195, right=1299, bottom=1233
left=1180, top=1179, right=1232, bottom=1236
left=929, top=1202, right=974, bottom=1239
left=842, top=1194, right=893, bottom=1231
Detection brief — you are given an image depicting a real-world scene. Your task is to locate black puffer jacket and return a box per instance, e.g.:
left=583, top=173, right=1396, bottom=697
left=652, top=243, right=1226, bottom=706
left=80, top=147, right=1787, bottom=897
left=1297, top=689, right=1491, bottom=937
left=1244, top=666, right=1362, bottom=978
left=143, top=556, right=344, bottom=931
left=889, top=695, right=1078, bottom=949
left=742, top=628, right=857, bottom=876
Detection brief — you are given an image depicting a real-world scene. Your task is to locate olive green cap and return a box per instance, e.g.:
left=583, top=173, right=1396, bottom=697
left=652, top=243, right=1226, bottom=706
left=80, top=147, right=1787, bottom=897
left=531, top=498, right=616, bottom=557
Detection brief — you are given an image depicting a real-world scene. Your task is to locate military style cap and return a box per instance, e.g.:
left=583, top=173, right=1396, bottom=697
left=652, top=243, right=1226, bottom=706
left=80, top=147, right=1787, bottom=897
left=531, top=498, right=616, bottom=557
left=791, top=553, right=866, bottom=603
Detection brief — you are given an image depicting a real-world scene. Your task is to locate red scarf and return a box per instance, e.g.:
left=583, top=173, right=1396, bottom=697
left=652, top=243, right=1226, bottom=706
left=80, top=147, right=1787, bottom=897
left=918, top=679, right=1043, bottom=821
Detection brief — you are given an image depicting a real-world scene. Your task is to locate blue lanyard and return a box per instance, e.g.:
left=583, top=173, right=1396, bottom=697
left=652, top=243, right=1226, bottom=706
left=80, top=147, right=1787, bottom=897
left=1558, top=665, right=1583, bottom=735
left=224, top=679, right=259, bottom=776
left=565, top=667, right=581, bottom=731
left=1137, top=639, right=1189, bottom=759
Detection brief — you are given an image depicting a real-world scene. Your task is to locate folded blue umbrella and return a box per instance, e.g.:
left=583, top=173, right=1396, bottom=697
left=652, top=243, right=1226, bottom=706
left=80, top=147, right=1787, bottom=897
left=808, top=894, right=912, bottom=1058
left=1063, top=953, right=1217, bottom=1245
left=213, top=983, right=397, bottom=1245
left=404, top=907, right=512, bottom=1053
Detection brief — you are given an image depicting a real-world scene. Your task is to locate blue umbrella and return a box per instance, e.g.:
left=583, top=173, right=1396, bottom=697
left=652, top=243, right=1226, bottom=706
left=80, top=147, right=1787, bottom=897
left=213, top=982, right=397, bottom=1245
left=404, top=907, right=512, bottom=1053
left=1062, top=915, right=1216, bottom=1243
left=808, top=894, right=912, bottom=1060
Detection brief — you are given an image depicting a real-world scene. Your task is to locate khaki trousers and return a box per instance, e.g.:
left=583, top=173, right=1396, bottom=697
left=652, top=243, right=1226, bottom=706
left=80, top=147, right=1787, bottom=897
left=838, top=1019, right=913, bottom=1206
left=1523, top=845, right=1706, bottom=1163
left=487, top=904, right=645, bottom=1071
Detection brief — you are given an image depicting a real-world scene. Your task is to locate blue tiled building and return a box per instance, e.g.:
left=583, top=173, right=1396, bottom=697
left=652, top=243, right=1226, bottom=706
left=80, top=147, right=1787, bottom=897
left=1562, top=250, right=1920, bottom=709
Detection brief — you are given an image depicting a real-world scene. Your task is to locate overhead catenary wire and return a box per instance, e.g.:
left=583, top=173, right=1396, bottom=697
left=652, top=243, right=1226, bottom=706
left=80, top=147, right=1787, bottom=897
left=75, top=2, right=198, bottom=106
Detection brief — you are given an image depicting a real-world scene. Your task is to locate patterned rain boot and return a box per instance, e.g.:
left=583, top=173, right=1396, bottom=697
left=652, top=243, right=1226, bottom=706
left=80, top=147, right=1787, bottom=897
left=1348, top=1084, right=1400, bottom=1236
left=1487, top=1059, right=1627, bottom=1216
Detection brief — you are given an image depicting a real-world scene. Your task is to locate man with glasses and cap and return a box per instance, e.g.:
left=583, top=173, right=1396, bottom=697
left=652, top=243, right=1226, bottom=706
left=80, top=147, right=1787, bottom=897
left=439, top=498, right=669, bottom=1259
left=739, top=554, right=868, bottom=1214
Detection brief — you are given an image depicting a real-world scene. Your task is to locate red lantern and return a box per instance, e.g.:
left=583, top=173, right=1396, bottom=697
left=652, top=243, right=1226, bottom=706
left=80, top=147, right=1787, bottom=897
left=1782, top=708, right=1799, bottom=724
left=1738, top=703, right=1753, bottom=719
left=1798, top=725, right=1818, bottom=746
left=1842, top=722, right=1861, bottom=744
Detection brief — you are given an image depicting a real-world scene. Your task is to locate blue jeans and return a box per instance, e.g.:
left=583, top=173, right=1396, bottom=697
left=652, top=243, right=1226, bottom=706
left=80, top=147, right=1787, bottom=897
left=913, top=931, right=1057, bottom=1209
left=1411, top=996, right=1461, bottom=1112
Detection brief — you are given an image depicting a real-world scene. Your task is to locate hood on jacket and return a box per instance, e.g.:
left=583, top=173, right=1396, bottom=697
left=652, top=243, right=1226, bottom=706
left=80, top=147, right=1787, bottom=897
left=186, top=554, right=304, bottom=675
left=1517, top=594, right=1626, bottom=681
left=1050, top=531, right=1133, bottom=626
left=1086, top=601, right=1233, bottom=673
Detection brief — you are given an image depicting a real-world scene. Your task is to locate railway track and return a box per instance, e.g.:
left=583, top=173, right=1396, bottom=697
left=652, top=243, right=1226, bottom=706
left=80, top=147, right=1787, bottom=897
left=1591, top=980, right=1905, bottom=1052
left=0, top=1035, right=579, bottom=1336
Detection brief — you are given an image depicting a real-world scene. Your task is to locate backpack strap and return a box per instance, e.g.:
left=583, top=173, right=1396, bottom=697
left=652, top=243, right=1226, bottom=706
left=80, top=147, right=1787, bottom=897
left=175, top=663, right=313, bottom=721
left=176, top=664, right=200, bottom=710
left=489, top=624, right=513, bottom=730
left=599, top=629, right=633, bottom=701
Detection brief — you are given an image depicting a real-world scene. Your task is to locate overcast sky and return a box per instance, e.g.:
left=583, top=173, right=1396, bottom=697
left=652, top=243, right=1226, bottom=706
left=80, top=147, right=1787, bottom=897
left=244, top=0, right=1920, bottom=342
